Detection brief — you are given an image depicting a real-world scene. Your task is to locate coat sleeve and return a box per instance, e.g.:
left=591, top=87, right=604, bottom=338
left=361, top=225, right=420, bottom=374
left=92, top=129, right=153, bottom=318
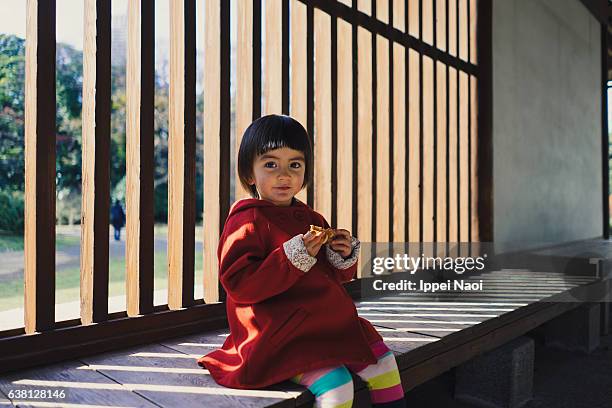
left=218, top=210, right=317, bottom=304
left=320, top=217, right=361, bottom=284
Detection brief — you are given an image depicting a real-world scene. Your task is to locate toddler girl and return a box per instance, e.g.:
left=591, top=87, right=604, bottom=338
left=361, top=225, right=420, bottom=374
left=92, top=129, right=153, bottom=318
left=197, top=114, right=406, bottom=408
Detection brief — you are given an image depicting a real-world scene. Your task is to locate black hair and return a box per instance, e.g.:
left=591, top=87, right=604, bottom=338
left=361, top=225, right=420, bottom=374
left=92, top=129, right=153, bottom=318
left=238, top=114, right=313, bottom=198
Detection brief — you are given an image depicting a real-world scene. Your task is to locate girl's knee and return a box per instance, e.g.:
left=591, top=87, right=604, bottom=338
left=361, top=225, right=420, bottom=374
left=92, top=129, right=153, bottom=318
left=293, top=365, right=355, bottom=407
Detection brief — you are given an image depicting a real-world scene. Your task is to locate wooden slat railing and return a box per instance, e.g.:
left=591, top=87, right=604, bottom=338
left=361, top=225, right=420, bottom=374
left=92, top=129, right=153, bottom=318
left=126, top=0, right=155, bottom=316
left=24, top=0, right=57, bottom=334
left=1, top=0, right=489, bottom=375
left=81, top=0, right=111, bottom=324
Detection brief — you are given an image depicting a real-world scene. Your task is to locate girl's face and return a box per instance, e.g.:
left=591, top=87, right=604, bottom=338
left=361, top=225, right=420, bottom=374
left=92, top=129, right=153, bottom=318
left=248, top=147, right=306, bottom=206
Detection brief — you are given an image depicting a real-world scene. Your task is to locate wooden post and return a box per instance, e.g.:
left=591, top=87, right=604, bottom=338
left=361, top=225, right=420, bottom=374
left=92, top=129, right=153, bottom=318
left=203, top=0, right=231, bottom=304
left=126, top=0, right=155, bottom=316
left=291, top=0, right=308, bottom=204
left=337, top=17, right=353, bottom=232
left=376, top=34, right=390, bottom=243
left=263, top=0, right=283, bottom=115
left=168, top=0, right=196, bottom=310
left=314, top=9, right=332, bottom=220
left=236, top=0, right=255, bottom=201
left=393, top=42, right=406, bottom=243
left=81, top=0, right=111, bottom=324
left=24, top=0, right=56, bottom=334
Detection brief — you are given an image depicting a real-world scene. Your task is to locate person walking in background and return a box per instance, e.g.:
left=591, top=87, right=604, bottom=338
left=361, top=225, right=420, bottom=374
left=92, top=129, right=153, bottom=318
left=110, top=200, right=126, bottom=241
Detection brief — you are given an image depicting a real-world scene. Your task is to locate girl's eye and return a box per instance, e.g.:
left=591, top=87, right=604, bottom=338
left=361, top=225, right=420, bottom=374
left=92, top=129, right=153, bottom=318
left=291, top=162, right=302, bottom=169
left=264, top=162, right=276, bottom=168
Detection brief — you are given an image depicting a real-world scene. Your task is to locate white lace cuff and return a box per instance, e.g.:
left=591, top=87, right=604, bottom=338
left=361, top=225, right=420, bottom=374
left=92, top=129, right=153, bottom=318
left=283, top=234, right=317, bottom=273
left=326, top=236, right=360, bottom=270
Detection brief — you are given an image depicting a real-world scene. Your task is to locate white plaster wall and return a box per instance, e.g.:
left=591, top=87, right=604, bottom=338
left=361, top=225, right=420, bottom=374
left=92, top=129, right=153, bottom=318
left=492, top=0, right=603, bottom=251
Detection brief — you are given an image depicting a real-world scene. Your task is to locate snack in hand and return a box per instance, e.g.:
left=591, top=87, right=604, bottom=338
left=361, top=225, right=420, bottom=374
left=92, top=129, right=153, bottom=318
left=309, top=224, right=335, bottom=244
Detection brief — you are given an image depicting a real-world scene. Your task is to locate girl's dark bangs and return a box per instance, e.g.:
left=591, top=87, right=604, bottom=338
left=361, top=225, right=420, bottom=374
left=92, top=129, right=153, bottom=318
left=255, top=121, right=309, bottom=157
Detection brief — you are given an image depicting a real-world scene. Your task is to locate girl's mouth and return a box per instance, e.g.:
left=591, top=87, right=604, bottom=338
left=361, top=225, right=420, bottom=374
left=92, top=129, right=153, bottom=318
left=275, top=187, right=291, bottom=191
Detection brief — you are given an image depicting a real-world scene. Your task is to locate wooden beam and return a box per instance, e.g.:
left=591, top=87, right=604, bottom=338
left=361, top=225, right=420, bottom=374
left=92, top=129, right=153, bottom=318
left=24, top=0, right=56, bottom=334
left=0, top=303, right=227, bottom=374
left=579, top=0, right=608, bottom=25
left=126, top=0, right=155, bottom=316
left=168, top=0, right=196, bottom=310
left=81, top=0, right=111, bottom=325
left=203, top=0, right=231, bottom=303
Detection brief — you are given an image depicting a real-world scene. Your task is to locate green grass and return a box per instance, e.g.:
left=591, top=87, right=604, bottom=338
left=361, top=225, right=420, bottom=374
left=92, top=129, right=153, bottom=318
left=0, top=245, right=205, bottom=312
left=0, top=233, right=80, bottom=252
left=0, top=234, right=23, bottom=252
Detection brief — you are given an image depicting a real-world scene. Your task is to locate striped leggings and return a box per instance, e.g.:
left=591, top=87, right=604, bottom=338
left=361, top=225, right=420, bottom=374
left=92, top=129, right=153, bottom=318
left=289, top=340, right=405, bottom=408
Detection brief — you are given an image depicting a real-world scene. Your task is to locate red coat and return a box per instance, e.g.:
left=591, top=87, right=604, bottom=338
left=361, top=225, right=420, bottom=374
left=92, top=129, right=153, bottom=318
left=197, top=197, right=383, bottom=389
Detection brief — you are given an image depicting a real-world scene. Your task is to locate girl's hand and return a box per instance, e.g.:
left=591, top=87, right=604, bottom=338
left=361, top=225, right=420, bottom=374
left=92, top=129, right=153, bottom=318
left=328, top=229, right=353, bottom=258
left=302, top=230, right=327, bottom=257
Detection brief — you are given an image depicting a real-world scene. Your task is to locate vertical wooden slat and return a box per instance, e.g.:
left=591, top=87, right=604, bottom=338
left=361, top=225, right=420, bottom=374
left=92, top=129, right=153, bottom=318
left=235, top=0, right=254, bottom=201
left=253, top=0, right=262, bottom=120
left=203, top=0, right=231, bottom=303
left=470, top=75, right=479, bottom=241
left=408, top=0, right=419, bottom=38
left=408, top=49, right=420, bottom=243
left=459, top=70, right=469, bottom=242
left=448, top=66, right=458, bottom=242
left=393, top=0, right=405, bottom=32
left=436, top=61, right=447, bottom=244
left=422, top=0, right=434, bottom=45
left=377, top=0, right=389, bottom=24
left=357, top=26, right=372, bottom=276
left=422, top=56, right=434, bottom=243
left=306, top=5, right=314, bottom=207
left=469, top=0, right=477, bottom=64
left=393, top=43, right=406, bottom=243
left=168, top=0, right=196, bottom=310
left=81, top=0, right=111, bottom=325
left=263, top=0, right=283, bottom=114
left=314, top=9, right=332, bottom=220
left=376, top=34, right=389, bottom=243
left=448, top=0, right=457, bottom=56
left=358, top=0, right=371, bottom=16
left=291, top=0, right=308, bottom=204
left=24, top=0, right=56, bottom=334
left=337, top=18, right=353, bottom=231
left=459, top=0, right=468, bottom=62
left=436, top=0, right=446, bottom=51
left=126, top=0, right=155, bottom=316
left=477, top=0, right=492, bottom=242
